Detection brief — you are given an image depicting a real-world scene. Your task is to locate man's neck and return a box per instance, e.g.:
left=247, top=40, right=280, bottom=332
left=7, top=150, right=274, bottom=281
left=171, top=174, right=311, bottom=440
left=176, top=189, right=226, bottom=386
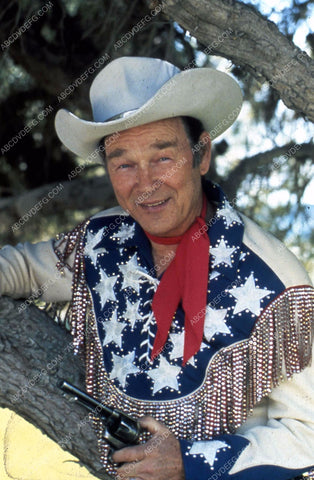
left=150, top=242, right=176, bottom=277
left=150, top=199, right=215, bottom=277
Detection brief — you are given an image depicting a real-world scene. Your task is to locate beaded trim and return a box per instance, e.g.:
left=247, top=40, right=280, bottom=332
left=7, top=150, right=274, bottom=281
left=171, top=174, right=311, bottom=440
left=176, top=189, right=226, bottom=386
left=54, top=219, right=91, bottom=353
left=55, top=227, right=314, bottom=477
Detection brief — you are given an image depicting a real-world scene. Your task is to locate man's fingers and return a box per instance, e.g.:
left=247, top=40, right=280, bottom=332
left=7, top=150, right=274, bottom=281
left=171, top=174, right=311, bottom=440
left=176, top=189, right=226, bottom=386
left=111, top=416, right=167, bottom=464
left=138, top=415, right=166, bottom=434
left=112, top=419, right=183, bottom=480
left=114, top=447, right=143, bottom=480
left=111, top=443, right=145, bottom=464
left=115, top=459, right=139, bottom=480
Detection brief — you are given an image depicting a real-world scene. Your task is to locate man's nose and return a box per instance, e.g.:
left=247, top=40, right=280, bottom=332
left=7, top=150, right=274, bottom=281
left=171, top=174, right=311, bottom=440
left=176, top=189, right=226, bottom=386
left=135, top=166, right=159, bottom=191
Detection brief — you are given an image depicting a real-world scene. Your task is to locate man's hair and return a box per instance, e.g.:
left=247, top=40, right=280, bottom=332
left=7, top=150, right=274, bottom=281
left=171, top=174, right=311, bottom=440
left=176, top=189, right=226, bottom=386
left=180, top=116, right=206, bottom=167
left=98, top=116, right=206, bottom=168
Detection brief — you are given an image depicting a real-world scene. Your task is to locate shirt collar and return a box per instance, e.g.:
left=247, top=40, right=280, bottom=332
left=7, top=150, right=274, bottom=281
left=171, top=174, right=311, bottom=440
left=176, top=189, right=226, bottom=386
left=203, top=180, right=244, bottom=281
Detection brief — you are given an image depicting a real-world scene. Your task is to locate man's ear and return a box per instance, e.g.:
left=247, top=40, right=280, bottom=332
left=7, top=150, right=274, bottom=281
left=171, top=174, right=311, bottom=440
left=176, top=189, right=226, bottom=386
left=198, top=132, right=211, bottom=175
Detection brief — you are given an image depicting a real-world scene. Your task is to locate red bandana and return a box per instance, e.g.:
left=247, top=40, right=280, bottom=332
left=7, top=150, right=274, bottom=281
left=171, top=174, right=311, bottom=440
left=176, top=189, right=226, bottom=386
left=146, top=195, right=210, bottom=365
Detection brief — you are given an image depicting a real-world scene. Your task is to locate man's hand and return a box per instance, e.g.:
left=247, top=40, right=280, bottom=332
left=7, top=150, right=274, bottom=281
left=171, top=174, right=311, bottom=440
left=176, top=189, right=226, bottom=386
left=112, top=416, right=185, bottom=480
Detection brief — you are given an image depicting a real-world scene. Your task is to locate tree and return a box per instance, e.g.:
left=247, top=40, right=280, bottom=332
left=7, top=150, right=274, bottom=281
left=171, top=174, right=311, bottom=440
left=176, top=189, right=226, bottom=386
left=1, top=0, right=313, bottom=269
left=0, top=0, right=313, bottom=477
left=162, top=0, right=314, bottom=120
left=0, top=295, right=112, bottom=479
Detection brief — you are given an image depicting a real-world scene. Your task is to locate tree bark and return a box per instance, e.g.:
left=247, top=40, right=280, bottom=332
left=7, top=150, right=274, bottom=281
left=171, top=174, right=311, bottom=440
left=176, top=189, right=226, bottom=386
left=160, top=0, right=314, bottom=122
left=0, top=296, right=112, bottom=480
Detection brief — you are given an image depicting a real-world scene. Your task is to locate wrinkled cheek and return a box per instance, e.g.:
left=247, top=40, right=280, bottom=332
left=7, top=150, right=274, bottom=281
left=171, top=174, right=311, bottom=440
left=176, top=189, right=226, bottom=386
left=112, top=189, right=129, bottom=211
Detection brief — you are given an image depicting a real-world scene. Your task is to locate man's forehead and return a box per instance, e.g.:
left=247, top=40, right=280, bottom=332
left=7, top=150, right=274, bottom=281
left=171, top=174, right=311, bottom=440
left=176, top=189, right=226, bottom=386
left=105, top=117, right=188, bottom=152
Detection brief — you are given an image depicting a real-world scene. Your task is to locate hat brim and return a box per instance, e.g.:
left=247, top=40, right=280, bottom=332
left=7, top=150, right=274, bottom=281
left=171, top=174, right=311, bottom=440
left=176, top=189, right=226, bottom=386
left=55, top=68, right=242, bottom=163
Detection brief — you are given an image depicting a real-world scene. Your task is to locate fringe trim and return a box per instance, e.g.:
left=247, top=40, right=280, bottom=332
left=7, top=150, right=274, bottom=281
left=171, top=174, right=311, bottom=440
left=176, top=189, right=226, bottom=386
left=54, top=219, right=90, bottom=354
left=203, top=285, right=313, bottom=435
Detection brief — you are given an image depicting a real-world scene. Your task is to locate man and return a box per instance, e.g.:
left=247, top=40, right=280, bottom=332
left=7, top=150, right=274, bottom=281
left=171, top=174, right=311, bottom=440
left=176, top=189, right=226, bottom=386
left=1, top=57, right=313, bottom=480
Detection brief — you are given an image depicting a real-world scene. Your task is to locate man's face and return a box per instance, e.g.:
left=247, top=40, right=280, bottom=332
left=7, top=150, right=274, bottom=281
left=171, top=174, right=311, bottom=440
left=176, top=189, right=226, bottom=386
left=105, top=117, right=211, bottom=237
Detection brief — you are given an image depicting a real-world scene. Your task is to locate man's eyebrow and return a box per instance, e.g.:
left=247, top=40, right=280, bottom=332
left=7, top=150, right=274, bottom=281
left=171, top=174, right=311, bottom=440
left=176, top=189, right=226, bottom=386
left=106, top=148, right=127, bottom=161
left=106, top=140, right=178, bottom=160
left=150, top=140, right=178, bottom=150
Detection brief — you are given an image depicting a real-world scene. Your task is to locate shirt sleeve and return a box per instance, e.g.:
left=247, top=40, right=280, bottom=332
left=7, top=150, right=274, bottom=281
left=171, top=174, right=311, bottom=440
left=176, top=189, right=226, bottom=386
left=0, top=239, right=74, bottom=302
left=179, top=341, right=314, bottom=480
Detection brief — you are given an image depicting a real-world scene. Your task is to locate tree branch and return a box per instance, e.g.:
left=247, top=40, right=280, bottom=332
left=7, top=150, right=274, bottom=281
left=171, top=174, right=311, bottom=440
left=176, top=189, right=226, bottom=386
left=218, top=141, right=314, bottom=200
left=0, top=174, right=116, bottom=220
left=0, top=296, right=112, bottom=480
left=161, top=0, right=314, bottom=121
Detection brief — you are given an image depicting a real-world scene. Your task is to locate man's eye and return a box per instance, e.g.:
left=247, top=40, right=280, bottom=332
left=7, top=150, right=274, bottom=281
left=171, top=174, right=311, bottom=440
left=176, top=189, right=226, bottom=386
left=117, top=164, right=131, bottom=170
left=159, top=157, right=171, bottom=162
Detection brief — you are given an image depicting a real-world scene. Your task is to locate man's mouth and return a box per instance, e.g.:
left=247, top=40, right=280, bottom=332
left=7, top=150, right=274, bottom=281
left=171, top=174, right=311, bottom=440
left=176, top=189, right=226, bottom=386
left=139, top=198, right=170, bottom=209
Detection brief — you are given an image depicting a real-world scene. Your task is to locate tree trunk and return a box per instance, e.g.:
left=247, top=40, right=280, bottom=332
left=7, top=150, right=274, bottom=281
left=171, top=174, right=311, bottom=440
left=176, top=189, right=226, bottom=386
left=160, top=0, right=314, bottom=122
left=0, top=296, right=112, bottom=480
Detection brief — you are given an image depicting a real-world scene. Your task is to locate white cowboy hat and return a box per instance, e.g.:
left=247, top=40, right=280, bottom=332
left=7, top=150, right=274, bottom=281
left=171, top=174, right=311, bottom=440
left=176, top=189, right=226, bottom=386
left=55, top=56, right=242, bottom=162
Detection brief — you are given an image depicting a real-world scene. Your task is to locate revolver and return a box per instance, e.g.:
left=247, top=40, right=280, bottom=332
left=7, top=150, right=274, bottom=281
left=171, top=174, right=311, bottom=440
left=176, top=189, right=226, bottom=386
left=59, top=380, right=142, bottom=450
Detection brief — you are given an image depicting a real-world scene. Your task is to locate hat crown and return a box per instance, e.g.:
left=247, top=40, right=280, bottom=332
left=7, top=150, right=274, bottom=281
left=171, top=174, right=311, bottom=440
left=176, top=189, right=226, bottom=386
left=90, top=57, right=180, bottom=122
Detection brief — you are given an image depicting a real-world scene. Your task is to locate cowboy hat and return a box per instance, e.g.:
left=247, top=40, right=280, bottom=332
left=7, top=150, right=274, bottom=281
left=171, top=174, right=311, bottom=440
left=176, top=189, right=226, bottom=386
left=55, top=56, right=242, bottom=162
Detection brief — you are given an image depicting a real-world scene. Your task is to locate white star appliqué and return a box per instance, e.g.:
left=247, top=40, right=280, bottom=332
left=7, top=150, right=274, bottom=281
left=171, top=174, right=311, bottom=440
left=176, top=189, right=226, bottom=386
left=216, top=201, right=242, bottom=228
left=239, top=252, right=247, bottom=261
left=110, top=350, right=139, bottom=388
left=169, top=332, right=195, bottom=366
left=210, top=270, right=220, bottom=280
left=111, top=223, right=135, bottom=243
left=102, top=310, right=127, bottom=348
left=211, top=238, right=237, bottom=268
left=189, top=440, right=229, bottom=466
left=94, top=270, right=118, bottom=309
left=230, top=273, right=273, bottom=316
left=204, top=307, right=231, bottom=342
left=119, top=253, right=147, bottom=294
left=84, top=228, right=107, bottom=264
left=123, top=298, right=144, bottom=329
left=147, top=356, right=181, bottom=395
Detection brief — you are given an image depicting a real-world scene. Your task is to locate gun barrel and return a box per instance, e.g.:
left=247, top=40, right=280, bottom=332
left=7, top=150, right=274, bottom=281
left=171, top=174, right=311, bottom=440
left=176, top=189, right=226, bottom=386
left=59, top=380, right=113, bottom=418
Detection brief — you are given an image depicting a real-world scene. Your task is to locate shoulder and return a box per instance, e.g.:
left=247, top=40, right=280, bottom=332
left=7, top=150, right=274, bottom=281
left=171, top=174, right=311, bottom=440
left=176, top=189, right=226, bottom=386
left=90, top=205, right=128, bottom=220
left=240, top=213, right=312, bottom=288
left=86, top=206, right=138, bottom=245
